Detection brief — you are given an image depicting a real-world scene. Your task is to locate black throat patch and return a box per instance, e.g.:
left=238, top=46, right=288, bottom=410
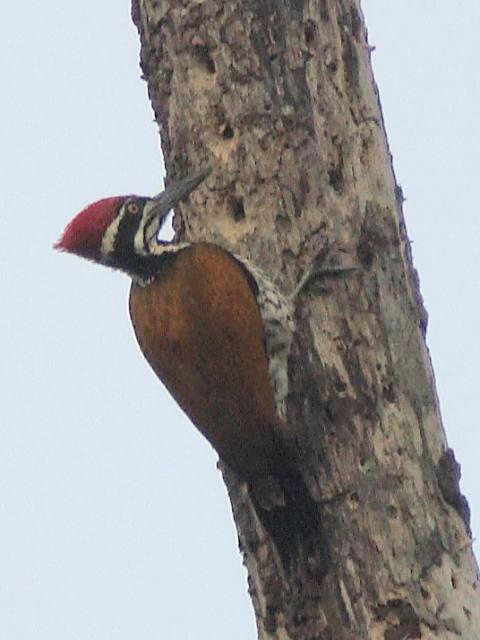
left=109, top=211, right=179, bottom=281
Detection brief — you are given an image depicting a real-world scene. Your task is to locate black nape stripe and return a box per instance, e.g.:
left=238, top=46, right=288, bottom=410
left=114, top=210, right=141, bottom=258
left=114, top=211, right=140, bottom=256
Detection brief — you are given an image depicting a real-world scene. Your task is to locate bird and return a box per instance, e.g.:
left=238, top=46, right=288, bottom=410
left=55, top=166, right=342, bottom=563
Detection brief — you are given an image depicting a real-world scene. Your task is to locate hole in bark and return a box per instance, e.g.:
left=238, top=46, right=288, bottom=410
left=349, top=492, right=359, bottom=509
left=386, top=504, right=398, bottom=519
left=222, top=125, right=234, bottom=139
left=276, top=213, right=292, bottom=233
left=328, top=60, right=338, bottom=73
left=464, top=607, right=472, bottom=620
left=420, top=587, right=430, bottom=600
left=451, top=574, right=458, bottom=589
left=304, top=20, right=317, bottom=46
left=192, top=45, right=216, bottom=73
left=328, top=165, right=344, bottom=193
left=232, top=197, right=245, bottom=222
left=383, top=383, right=395, bottom=403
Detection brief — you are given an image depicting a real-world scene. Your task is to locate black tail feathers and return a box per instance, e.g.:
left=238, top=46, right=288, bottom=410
left=250, top=462, right=326, bottom=571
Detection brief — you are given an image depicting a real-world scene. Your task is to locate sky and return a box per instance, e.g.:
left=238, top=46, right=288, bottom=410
left=1, top=2, right=478, bottom=639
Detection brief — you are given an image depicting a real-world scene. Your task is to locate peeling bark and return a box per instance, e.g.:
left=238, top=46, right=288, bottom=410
left=131, top=1, right=479, bottom=637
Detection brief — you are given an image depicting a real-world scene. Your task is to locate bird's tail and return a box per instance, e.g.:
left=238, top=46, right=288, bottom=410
left=250, top=459, right=326, bottom=572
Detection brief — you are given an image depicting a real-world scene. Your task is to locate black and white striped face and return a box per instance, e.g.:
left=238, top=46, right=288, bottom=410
left=56, top=166, right=211, bottom=279
left=99, top=196, right=170, bottom=273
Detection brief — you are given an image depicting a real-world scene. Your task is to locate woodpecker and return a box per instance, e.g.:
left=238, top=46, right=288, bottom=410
left=56, top=168, right=298, bottom=483
left=56, top=167, right=341, bottom=562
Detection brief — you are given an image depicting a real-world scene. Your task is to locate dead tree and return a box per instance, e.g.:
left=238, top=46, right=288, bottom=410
left=132, top=1, right=479, bottom=637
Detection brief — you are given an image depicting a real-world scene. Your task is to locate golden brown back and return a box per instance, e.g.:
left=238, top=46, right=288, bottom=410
left=129, top=242, right=287, bottom=479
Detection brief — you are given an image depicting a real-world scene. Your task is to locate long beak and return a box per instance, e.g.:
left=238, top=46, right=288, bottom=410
left=143, top=165, right=212, bottom=247
left=151, top=165, right=212, bottom=216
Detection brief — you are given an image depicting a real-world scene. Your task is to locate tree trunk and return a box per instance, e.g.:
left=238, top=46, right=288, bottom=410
left=131, top=1, right=479, bottom=637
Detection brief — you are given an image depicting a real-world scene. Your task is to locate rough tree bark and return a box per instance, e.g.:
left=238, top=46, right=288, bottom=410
left=131, top=1, right=479, bottom=638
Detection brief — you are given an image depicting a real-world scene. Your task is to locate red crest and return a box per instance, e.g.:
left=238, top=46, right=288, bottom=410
left=55, top=196, right=127, bottom=260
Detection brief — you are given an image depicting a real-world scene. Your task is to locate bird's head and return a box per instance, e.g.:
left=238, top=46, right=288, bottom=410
left=55, top=166, right=210, bottom=278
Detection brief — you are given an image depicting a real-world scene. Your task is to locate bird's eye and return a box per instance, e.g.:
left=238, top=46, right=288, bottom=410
left=127, top=202, right=140, bottom=214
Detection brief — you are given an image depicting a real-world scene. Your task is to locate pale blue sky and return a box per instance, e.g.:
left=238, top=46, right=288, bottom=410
left=1, top=2, right=478, bottom=639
